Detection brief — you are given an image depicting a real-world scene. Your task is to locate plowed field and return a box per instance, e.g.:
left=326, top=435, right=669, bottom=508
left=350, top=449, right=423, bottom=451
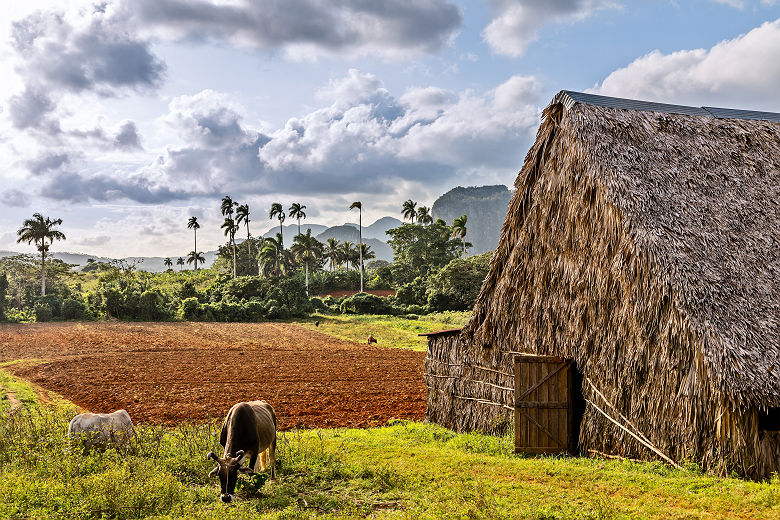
left=0, top=322, right=426, bottom=429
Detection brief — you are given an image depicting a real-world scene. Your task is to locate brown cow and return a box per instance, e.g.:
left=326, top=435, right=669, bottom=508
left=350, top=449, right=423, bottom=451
left=206, top=400, right=277, bottom=503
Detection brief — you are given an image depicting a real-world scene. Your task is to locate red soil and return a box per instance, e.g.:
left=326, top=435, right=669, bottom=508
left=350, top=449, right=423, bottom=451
left=0, top=322, right=425, bottom=429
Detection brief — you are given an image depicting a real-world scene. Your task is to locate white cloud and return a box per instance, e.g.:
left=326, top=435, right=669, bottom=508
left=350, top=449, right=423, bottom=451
left=590, top=19, right=780, bottom=110
left=482, top=0, right=619, bottom=57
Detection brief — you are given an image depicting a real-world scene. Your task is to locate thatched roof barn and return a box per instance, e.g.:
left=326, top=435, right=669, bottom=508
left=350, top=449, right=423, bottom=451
left=424, top=91, right=779, bottom=479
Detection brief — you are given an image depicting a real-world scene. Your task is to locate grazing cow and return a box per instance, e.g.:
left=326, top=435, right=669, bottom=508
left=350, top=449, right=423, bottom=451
left=367, top=335, right=377, bottom=344
left=206, top=400, right=277, bottom=503
left=68, top=410, right=134, bottom=448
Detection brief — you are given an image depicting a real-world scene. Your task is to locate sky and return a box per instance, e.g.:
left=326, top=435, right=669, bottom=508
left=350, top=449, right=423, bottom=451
left=1, top=0, right=778, bottom=258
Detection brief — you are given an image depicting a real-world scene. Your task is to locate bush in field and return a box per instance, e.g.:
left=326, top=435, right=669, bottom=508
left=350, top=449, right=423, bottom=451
left=425, top=252, right=492, bottom=312
left=179, top=297, right=203, bottom=320
left=62, top=297, right=88, bottom=320
left=266, top=276, right=311, bottom=317
left=310, top=297, right=327, bottom=311
left=339, top=293, right=395, bottom=315
left=139, top=289, right=169, bottom=320
left=395, top=276, right=428, bottom=306
left=35, top=294, right=62, bottom=318
left=33, top=302, right=53, bottom=322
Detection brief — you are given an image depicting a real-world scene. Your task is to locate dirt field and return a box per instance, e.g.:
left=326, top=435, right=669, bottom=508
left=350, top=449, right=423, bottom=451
left=0, top=322, right=425, bottom=429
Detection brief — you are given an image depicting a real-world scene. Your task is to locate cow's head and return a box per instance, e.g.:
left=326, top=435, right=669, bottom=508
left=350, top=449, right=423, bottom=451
left=206, top=450, right=251, bottom=502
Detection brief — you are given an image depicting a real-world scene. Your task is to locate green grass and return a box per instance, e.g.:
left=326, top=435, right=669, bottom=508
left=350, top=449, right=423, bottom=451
left=290, top=311, right=471, bottom=351
left=1, top=371, right=777, bottom=519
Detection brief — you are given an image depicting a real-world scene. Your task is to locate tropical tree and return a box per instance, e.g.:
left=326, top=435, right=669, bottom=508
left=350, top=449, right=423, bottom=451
left=288, top=203, right=307, bottom=236
left=235, top=204, right=252, bottom=257
left=402, top=199, right=417, bottom=222
left=164, top=257, right=173, bottom=270
left=176, top=257, right=185, bottom=270
left=349, top=201, right=364, bottom=292
left=187, top=216, right=200, bottom=270
left=16, top=213, right=66, bottom=296
left=221, top=195, right=237, bottom=219
left=323, top=237, right=341, bottom=271
left=221, top=217, right=239, bottom=278
left=187, top=251, right=205, bottom=267
left=451, top=214, right=469, bottom=255
left=258, top=234, right=284, bottom=276
left=339, top=241, right=355, bottom=271
left=416, top=206, right=433, bottom=225
left=290, top=229, right=323, bottom=295
left=357, top=243, right=375, bottom=276
left=269, top=203, right=286, bottom=248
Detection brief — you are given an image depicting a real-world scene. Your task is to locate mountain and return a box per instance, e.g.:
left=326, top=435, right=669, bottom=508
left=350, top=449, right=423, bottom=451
left=315, top=226, right=393, bottom=262
left=261, top=223, right=328, bottom=240
left=362, top=216, right=403, bottom=240
left=431, top=185, right=512, bottom=254
left=0, top=250, right=217, bottom=273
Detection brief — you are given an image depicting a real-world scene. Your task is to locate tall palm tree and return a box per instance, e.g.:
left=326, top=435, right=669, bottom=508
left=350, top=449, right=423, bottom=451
left=164, top=257, right=173, bottom=270
left=187, top=216, right=200, bottom=270
left=16, top=213, right=66, bottom=296
left=288, top=203, right=307, bottom=236
left=323, top=237, right=340, bottom=271
left=290, top=229, right=323, bottom=296
left=402, top=199, right=417, bottom=222
left=349, top=201, right=363, bottom=292
left=235, top=204, right=252, bottom=257
left=176, top=257, right=185, bottom=271
left=221, top=217, right=239, bottom=278
left=358, top=243, right=375, bottom=276
left=187, top=250, right=205, bottom=267
left=416, top=206, right=433, bottom=225
left=221, top=195, right=237, bottom=219
left=452, top=214, right=468, bottom=256
left=339, top=241, right=354, bottom=271
left=269, top=202, right=285, bottom=248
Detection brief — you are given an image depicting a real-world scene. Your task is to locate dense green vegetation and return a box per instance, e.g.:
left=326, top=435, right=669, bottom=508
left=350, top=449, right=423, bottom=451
left=3, top=200, right=489, bottom=323
left=0, top=375, right=777, bottom=519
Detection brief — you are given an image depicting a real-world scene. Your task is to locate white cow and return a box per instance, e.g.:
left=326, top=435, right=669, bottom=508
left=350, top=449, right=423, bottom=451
left=68, top=409, right=135, bottom=448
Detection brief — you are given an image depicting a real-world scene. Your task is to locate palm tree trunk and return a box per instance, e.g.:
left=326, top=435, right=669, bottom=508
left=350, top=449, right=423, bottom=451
left=358, top=208, right=363, bottom=293
left=232, top=233, right=237, bottom=278
left=194, top=229, right=198, bottom=270
left=40, top=248, right=46, bottom=296
left=305, top=262, right=309, bottom=296
left=297, top=218, right=301, bottom=236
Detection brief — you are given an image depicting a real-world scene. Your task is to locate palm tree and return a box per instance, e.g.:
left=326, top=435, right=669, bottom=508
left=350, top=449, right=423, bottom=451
left=339, top=241, right=354, bottom=271
left=164, top=257, right=173, bottom=270
left=323, top=237, right=340, bottom=271
left=258, top=234, right=283, bottom=276
left=358, top=243, right=375, bottom=277
left=187, top=250, right=205, bottom=267
left=452, top=214, right=468, bottom=256
left=349, top=201, right=363, bottom=292
left=16, top=213, right=66, bottom=296
left=187, top=216, right=200, bottom=270
left=221, top=195, right=237, bottom=219
left=402, top=199, right=417, bottom=222
left=221, top=217, right=239, bottom=278
left=269, top=203, right=285, bottom=248
left=291, top=229, right=323, bottom=296
left=416, top=206, right=433, bottom=225
left=288, top=203, right=307, bottom=236
left=176, top=257, right=185, bottom=271
left=235, top=204, right=252, bottom=257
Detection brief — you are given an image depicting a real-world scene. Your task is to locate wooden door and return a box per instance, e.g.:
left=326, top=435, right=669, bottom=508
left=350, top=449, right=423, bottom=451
left=514, top=354, right=574, bottom=454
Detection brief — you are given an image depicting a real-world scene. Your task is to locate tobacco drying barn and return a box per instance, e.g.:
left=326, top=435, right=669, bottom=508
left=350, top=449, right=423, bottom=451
left=424, top=91, right=779, bottom=479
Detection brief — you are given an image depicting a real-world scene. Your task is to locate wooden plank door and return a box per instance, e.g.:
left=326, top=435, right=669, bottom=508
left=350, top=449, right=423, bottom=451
left=514, top=354, right=573, bottom=454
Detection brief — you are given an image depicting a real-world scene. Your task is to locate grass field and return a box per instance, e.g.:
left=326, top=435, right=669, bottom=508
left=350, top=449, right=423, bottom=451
left=1, top=372, right=778, bottom=519
left=291, top=311, right=471, bottom=351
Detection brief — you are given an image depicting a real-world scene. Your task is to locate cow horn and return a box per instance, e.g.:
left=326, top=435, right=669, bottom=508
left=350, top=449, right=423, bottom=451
left=206, top=451, right=219, bottom=462
left=234, top=450, right=245, bottom=463
left=208, top=466, right=219, bottom=478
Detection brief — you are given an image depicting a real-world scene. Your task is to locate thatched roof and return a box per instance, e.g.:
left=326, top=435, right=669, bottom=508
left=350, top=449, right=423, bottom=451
left=465, top=91, right=779, bottom=407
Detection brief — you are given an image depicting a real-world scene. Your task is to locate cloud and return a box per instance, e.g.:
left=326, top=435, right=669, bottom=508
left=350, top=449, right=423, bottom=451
left=7, top=87, right=58, bottom=131
left=1, top=189, right=31, bottom=207
left=590, top=19, right=780, bottom=109
left=74, top=235, right=111, bottom=246
left=482, top=0, right=619, bottom=57
left=39, top=171, right=197, bottom=204
left=113, top=120, right=142, bottom=150
left=125, top=0, right=462, bottom=60
left=26, top=151, right=71, bottom=175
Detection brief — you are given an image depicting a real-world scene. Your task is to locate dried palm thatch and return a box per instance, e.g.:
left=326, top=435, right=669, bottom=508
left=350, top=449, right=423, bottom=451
left=426, top=91, right=779, bottom=479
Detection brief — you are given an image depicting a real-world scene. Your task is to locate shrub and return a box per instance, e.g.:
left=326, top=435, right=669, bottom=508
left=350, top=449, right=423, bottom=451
left=310, top=297, right=327, bottom=311
left=34, top=302, right=53, bottom=322
left=62, top=297, right=87, bottom=320
left=395, top=276, right=428, bottom=306
left=179, top=297, right=203, bottom=321
left=425, top=252, right=492, bottom=312
left=35, top=294, right=62, bottom=318
left=139, top=289, right=169, bottom=320
left=339, top=293, right=395, bottom=315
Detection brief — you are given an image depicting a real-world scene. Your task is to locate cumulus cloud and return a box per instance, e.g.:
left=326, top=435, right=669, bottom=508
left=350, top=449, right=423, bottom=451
left=39, top=171, right=197, bottom=204
left=482, top=0, right=619, bottom=57
left=124, top=0, right=462, bottom=60
left=1, top=189, right=31, bottom=207
left=26, top=151, right=71, bottom=175
left=113, top=120, right=142, bottom=150
left=7, top=87, right=58, bottom=131
left=590, top=19, right=780, bottom=109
